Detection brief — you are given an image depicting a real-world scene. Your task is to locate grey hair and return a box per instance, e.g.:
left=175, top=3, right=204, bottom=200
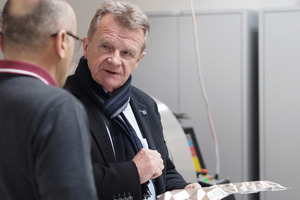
left=87, top=0, right=150, bottom=52
left=1, top=0, right=75, bottom=52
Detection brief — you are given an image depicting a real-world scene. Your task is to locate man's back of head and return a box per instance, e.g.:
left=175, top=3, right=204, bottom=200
left=0, top=0, right=77, bottom=87
left=1, top=0, right=75, bottom=56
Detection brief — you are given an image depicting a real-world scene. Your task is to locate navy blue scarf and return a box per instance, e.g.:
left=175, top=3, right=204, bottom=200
left=75, top=57, right=151, bottom=198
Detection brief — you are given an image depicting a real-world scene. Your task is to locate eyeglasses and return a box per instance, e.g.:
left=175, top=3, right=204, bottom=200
left=51, top=31, right=83, bottom=51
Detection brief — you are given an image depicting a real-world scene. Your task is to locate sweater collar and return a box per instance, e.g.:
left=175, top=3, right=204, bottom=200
left=0, top=60, right=57, bottom=86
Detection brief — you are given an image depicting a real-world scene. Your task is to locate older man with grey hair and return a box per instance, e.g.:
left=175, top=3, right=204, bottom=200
left=65, top=1, right=201, bottom=200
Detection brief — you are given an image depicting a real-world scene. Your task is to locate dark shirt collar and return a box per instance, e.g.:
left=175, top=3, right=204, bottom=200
left=0, top=60, right=57, bottom=86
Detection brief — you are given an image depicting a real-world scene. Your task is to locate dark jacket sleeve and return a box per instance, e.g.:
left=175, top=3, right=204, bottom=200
left=92, top=154, right=142, bottom=199
left=131, top=87, right=188, bottom=195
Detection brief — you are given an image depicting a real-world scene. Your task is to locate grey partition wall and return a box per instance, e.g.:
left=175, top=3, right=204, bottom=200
left=133, top=9, right=258, bottom=200
left=259, top=7, right=300, bottom=200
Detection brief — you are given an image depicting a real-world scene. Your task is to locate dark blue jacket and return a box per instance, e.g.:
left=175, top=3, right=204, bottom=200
left=64, top=68, right=187, bottom=200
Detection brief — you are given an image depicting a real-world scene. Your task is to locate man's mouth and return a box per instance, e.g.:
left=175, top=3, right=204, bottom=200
left=105, top=70, right=117, bottom=74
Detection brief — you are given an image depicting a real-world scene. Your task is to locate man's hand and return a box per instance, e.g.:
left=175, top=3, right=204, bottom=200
left=132, top=148, right=164, bottom=184
left=184, top=183, right=202, bottom=189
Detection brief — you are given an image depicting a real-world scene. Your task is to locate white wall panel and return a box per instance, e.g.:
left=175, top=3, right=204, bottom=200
left=259, top=7, right=300, bottom=200
left=133, top=16, right=179, bottom=112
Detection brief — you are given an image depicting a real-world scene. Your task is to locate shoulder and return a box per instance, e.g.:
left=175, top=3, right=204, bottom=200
left=131, top=86, right=161, bottom=119
left=26, top=84, right=89, bottom=143
left=48, top=84, right=82, bottom=106
left=131, top=86, right=156, bottom=106
left=32, top=84, right=86, bottom=120
left=17, top=78, right=82, bottom=111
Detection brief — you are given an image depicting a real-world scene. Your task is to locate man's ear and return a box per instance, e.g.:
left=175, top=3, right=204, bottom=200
left=83, top=37, right=89, bottom=59
left=54, top=30, right=68, bottom=59
left=133, top=52, right=146, bottom=70
left=0, top=31, right=4, bottom=53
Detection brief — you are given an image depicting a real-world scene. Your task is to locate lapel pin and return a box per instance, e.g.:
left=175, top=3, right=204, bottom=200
left=139, top=110, right=147, bottom=115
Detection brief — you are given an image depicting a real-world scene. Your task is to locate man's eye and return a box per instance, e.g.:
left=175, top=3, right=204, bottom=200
left=99, top=44, right=111, bottom=52
left=122, top=51, right=133, bottom=59
left=99, top=43, right=110, bottom=48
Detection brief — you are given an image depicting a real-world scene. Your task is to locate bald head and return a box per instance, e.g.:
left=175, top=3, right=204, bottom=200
left=1, top=0, right=76, bottom=55
left=5, top=0, right=40, bottom=16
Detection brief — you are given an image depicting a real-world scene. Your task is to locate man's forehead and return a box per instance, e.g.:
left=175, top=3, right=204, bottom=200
left=97, top=17, right=143, bottom=40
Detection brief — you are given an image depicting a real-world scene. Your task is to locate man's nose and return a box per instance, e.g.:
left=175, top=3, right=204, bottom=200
left=107, top=51, right=122, bottom=65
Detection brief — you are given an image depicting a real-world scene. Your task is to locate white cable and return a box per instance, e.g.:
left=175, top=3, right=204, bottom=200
left=188, top=0, right=220, bottom=178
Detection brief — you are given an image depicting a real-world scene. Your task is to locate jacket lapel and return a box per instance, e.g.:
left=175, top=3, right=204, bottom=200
left=73, top=85, right=116, bottom=163
left=130, top=99, right=156, bottom=150
left=86, top=104, right=116, bottom=163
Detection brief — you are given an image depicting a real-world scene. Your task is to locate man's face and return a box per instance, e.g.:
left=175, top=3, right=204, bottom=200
left=83, top=14, right=145, bottom=93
